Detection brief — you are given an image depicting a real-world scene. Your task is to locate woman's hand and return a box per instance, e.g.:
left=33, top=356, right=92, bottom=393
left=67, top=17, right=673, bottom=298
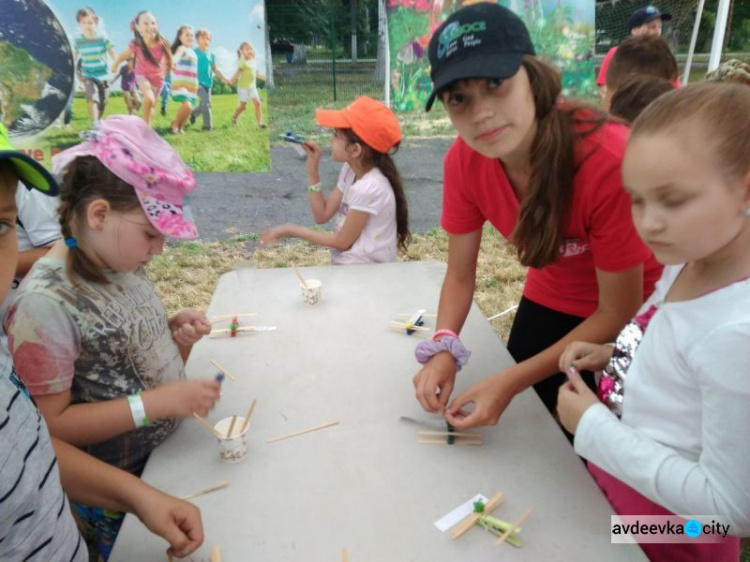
left=558, top=341, right=614, bottom=375
left=444, top=371, right=518, bottom=429
left=557, top=368, right=600, bottom=435
left=413, top=352, right=457, bottom=413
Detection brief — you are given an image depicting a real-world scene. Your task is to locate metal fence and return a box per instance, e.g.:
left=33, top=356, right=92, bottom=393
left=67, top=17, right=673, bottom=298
left=267, top=3, right=385, bottom=107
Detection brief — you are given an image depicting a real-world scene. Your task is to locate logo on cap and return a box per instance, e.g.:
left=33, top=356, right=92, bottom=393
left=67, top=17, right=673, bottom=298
left=437, top=20, right=487, bottom=60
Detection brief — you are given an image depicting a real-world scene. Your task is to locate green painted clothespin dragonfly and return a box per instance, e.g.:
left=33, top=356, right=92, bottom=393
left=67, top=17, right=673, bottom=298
left=451, top=493, right=534, bottom=547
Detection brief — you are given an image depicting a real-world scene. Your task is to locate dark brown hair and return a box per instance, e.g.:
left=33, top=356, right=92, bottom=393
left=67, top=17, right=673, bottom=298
left=133, top=11, right=173, bottom=70
left=171, top=25, right=193, bottom=54
left=76, top=7, right=98, bottom=23
left=58, top=156, right=141, bottom=286
left=340, top=129, right=411, bottom=250
left=511, top=55, right=607, bottom=268
left=609, top=74, right=675, bottom=124
left=606, top=35, right=678, bottom=94
left=631, top=82, right=750, bottom=183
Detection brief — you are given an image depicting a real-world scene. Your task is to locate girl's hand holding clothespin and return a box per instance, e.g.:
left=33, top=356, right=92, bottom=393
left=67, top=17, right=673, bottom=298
left=556, top=367, right=600, bottom=435
left=170, top=309, right=212, bottom=347
left=147, top=379, right=221, bottom=419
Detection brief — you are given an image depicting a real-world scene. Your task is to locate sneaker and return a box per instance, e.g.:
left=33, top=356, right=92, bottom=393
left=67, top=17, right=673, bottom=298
left=259, top=123, right=267, bottom=129
left=232, top=116, right=238, bottom=127
left=160, top=107, right=166, bottom=116
left=189, top=113, right=196, bottom=125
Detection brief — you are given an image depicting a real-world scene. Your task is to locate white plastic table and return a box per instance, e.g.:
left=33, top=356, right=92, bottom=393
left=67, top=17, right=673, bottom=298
left=110, top=261, right=646, bottom=561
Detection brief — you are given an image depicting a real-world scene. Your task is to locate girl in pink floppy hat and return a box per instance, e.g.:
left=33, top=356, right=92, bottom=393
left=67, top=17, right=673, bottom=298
left=5, top=115, right=218, bottom=560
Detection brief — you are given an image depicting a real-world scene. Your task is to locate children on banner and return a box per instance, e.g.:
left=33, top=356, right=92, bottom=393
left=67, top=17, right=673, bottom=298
left=112, top=11, right=173, bottom=125
left=5, top=115, right=220, bottom=559
left=74, top=7, right=116, bottom=128
left=262, top=96, right=410, bottom=265
left=190, top=29, right=231, bottom=131
left=410, top=4, right=662, bottom=436
left=558, top=82, right=749, bottom=561
left=230, top=41, right=266, bottom=128
left=112, top=56, right=142, bottom=116
left=170, top=25, right=199, bottom=134
left=0, top=123, right=203, bottom=562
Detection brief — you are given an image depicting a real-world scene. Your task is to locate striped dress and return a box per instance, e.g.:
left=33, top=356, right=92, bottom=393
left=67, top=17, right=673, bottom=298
left=171, top=47, right=198, bottom=105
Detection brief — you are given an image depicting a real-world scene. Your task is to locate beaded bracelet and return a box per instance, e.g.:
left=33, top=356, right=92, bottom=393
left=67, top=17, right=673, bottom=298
left=307, top=182, right=321, bottom=193
left=414, top=336, right=471, bottom=371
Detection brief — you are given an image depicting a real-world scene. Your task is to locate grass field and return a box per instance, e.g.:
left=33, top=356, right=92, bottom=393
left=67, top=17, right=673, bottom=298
left=45, top=93, right=271, bottom=173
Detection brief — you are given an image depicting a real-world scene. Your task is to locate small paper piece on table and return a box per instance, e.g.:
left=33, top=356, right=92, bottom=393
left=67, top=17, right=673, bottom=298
left=434, top=494, right=488, bottom=532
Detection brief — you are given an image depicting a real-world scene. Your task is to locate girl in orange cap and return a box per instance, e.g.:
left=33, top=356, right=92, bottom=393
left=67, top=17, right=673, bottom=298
left=262, top=96, right=410, bottom=264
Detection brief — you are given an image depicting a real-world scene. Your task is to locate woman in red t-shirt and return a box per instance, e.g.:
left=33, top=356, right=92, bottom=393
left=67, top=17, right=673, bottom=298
left=412, top=3, right=662, bottom=435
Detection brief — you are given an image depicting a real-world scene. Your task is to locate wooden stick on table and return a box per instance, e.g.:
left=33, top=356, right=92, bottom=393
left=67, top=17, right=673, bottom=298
left=193, top=413, right=223, bottom=438
left=293, top=267, right=310, bottom=289
left=267, top=420, right=340, bottom=444
left=239, top=398, right=257, bottom=434
left=341, top=547, right=349, bottom=561
left=209, top=545, right=222, bottom=562
left=495, top=507, right=534, bottom=546
left=179, top=480, right=230, bottom=501
left=452, top=493, right=504, bottom=539
left=418, top=438, right=482, bottom=446
left=227, top=415, right=237, bottom=438
left=211, top=313, right=257, bottom=321
left=210, top=359, right=237, bottom=381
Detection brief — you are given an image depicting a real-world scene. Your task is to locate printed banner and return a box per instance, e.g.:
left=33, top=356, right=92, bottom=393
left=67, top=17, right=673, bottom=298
left=1, top=0, right=270, bottom=172
left=387, top=0, right=596, bottom=111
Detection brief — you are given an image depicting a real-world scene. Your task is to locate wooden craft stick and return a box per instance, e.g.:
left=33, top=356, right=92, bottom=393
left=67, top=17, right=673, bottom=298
left=388, top=324, right=431, bottom=338
left=193, top=413, right=223, bottom=437
left=495, top=507, right=534, bottom=546
left=267, top=420, right=339, bottom=444
left=211, top=313, right=257, bottom=320
left=227, top=415, right=237, bottom=438
left=293, top=267, right=310, bottom=289
left=240, top=398, right=257, bottom=434
left=209, top=359, right=237, bottom=381
left=418, top=438, right=482, bottom=446
left=418, top=430, right=480, bottom=438
left=209, top=545, right=221, bottom=562
left=452, top=493, right=504, bottom=539
left=389, top=321, right=431, bottom=331
left=179, top=480, right=229, bottom=501
left=396, top=312, right=435, bottom=316
left=341, top=548, right=349, bottom=562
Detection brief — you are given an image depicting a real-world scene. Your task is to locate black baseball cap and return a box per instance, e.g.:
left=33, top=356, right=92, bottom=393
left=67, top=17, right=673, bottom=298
left=629, top=6, right=672, bottom=31
left=425, top=3, right=535, bottom=112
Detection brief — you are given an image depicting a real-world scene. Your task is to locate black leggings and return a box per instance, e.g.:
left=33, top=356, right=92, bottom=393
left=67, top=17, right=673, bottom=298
left=506, top=296, right=597, bottom=434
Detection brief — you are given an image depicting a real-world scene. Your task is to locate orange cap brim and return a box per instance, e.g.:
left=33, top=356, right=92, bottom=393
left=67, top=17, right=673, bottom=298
left=315, top=108, right=352, bottom=129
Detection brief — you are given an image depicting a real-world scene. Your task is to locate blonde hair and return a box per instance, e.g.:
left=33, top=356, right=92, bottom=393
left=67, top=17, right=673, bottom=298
left=631, top=82, right=750, bottom=183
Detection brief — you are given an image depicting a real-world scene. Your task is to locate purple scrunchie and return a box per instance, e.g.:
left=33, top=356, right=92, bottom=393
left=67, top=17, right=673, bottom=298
left=414, top=336, right=471, bottom=371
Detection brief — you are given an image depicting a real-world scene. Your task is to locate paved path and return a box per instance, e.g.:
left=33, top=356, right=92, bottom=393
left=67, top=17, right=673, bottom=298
left=190, top=137, right=454, bottom=241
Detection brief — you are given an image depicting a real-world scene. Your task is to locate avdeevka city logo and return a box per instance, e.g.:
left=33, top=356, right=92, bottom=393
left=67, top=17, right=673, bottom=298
left=684, top=519, right=702, bottom=538
left=437, top=20, right=487, bottom=59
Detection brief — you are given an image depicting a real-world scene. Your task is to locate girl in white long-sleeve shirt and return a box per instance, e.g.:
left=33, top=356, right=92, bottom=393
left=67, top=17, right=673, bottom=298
left=557, top=82, right=750, bottom=562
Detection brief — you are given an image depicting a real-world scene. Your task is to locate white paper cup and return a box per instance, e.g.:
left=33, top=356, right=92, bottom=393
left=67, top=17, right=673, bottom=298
left=300, top=279, right=322, bottom=305
left=214, top=417, right=249, bottom=463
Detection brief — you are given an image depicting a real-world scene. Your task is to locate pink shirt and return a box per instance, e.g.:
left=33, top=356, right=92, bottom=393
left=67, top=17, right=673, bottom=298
left=129, top=40, right=166, bottom=79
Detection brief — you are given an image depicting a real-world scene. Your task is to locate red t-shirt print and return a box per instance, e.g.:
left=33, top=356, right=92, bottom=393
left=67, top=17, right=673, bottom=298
left=440, top=119, right=663, bottom=318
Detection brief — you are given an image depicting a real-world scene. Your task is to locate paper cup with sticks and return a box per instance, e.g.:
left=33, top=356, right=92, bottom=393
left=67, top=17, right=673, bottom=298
left=214, top=416, right=250, bottom=463
left=300, top=279, right=322, bottom=305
